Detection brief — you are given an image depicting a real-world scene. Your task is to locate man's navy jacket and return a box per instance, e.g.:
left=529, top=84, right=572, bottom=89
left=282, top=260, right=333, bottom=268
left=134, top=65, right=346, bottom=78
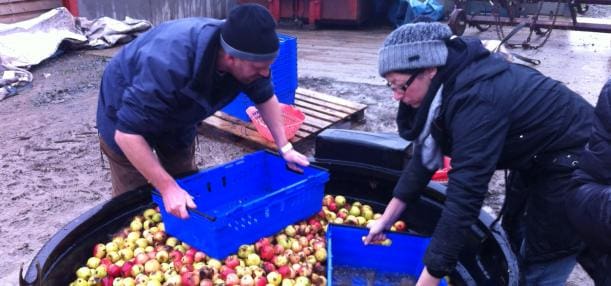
left=96, top=18, right=274, bottom=154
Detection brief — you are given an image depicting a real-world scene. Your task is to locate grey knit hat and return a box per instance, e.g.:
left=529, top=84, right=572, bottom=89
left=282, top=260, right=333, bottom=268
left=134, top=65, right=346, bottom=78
left=378, top=22, right=453, bottom=76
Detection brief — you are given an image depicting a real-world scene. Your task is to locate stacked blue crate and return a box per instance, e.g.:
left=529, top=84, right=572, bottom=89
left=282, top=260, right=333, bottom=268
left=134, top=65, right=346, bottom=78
left=222, top=34, right=298, bottom=122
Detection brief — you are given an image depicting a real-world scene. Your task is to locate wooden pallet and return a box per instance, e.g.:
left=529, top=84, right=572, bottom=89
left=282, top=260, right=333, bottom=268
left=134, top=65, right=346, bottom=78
left=200, top=87, right=367, bottom=149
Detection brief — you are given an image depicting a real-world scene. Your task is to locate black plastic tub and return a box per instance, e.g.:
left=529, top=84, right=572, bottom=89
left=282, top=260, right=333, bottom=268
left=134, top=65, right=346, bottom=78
left=21, top=130, right=519, bottom=285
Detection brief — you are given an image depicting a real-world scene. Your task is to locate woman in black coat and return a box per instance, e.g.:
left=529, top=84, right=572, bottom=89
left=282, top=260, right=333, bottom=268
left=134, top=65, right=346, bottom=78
left=566, top=79, right=611, bottom=285
left=364, top=21, right=594, bottom=285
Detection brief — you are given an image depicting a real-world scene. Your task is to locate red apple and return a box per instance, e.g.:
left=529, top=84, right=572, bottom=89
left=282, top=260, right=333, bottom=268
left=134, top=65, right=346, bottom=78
left=101, top=277, right=113, bottom=286
left=170, top=250, right=183, bottom=262
left=225, top=273, right=240, bottom=286
left=107, top=264, right=121, bottom=277
left=194, top=251, right=206, bottom=262
left=262, top=261, right=276, bottom=273
left=255, top=276, right=267, bottom=286
left=225, top=255, right=240, bottom=269
left=185, top=248, right=197, bottom=258
left=179, top=263, right=194, bottom=274
left=259, top=245, right=275, bottom=261
left=273, top=244, right=285, bottom=255
left=322, top=195, right=333, bottom=207
left=153, top=231, right=167, bottom=242
left=393, top=220, right=407, bottom=232
left=121, top=261, right=134, bottom=277
left=181, top=271, right=201, bottom=286
left=93, top=243, right=106, bottom=258
left=100, top=258, right=112, bottom=267
left=328, top=202, right=337, bottom=212
left=219, top=265, right=236, bottom=279
left=277, top=265, right=291, bottom=278
left=181, top=255, right=194, bottom=265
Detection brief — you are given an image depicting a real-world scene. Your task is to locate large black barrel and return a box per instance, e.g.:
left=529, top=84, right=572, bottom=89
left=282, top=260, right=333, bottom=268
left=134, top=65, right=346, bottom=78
left=21, top=130, right=519, bottom=285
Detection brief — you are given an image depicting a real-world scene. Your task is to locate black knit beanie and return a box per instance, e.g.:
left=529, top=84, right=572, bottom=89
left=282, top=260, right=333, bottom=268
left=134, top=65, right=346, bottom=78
left=221, top=4, right=279, bottom=62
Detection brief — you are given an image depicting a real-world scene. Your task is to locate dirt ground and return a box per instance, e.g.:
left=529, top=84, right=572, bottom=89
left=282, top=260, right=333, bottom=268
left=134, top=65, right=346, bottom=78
left=1, top=12, right=610, bottom=286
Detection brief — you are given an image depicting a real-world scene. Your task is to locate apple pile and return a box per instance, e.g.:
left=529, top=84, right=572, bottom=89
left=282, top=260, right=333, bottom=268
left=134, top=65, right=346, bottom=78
left=69, top=195, right=407, bottom=286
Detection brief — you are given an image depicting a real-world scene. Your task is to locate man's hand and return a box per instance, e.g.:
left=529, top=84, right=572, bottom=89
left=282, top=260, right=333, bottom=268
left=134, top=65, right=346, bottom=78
left=282, top=148, right=309, bottom=173
left=160, top=185, right=197, bottom=219
left=363, top=218, right=389, bottom=245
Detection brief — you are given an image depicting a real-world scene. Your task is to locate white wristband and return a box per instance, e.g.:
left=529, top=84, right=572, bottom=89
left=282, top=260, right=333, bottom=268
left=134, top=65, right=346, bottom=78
left=279, top=142, right=293, bottom=155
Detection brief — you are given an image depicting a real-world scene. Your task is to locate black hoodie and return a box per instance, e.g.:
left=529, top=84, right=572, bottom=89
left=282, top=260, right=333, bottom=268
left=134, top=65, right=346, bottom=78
left=393, top=37, right=593, bottom=277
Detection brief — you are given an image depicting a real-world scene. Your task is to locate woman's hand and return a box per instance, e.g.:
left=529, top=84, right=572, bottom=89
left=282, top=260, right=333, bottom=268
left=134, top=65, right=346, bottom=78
left=363, top=218, right=390, bottom=244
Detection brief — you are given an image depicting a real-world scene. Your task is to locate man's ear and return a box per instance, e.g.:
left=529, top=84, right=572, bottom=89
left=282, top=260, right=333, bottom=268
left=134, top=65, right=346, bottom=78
left=217, top=50, right=236, bottom=72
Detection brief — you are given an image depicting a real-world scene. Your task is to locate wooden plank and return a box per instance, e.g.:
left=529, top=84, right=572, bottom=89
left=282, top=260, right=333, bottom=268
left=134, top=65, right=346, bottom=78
left=297, top=87, right=366, bottom=110
left=296, top=104, right=344, bottom=123
left=0, top=0, right=60, bottom=16
left=296, top=93, right=357, bottom=115
left=202, top=115, right=276, bottom=150
left=296, top=102, right=344, bottom=122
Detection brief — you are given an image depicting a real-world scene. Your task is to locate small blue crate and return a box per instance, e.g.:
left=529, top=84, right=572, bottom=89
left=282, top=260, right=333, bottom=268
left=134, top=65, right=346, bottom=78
left=326, top=224, right=447, bottom=286
left=152, top=150, right=328, bottom=259
left=222, top=33, right=298, bottom=121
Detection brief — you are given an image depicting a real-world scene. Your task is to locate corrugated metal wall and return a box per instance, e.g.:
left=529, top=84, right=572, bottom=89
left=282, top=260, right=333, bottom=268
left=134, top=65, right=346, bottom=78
left=77, top=0, right=238, bottom=24
left=0, top=0, right=61, bottom=23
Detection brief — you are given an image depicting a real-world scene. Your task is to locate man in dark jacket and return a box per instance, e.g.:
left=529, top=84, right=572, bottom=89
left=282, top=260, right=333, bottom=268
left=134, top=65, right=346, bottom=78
left=96, top=4, right=309, bottom=219
left=364, top=21, right=593, bottom=285
left=566, top=79, right=611, bottom=285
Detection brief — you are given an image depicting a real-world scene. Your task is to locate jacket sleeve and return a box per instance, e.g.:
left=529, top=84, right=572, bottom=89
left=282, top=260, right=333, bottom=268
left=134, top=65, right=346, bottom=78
left=116, top=37, right=195, bottom=137
left=393, top=144, right=436, bottom=203
left=580, top=79, right=611, bottom=184
left=423, top=93, right=510, bottom=278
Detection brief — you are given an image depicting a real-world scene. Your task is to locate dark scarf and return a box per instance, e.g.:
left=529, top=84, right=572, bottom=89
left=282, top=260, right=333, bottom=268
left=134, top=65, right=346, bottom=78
left=397, top=37, right=490, bottom=141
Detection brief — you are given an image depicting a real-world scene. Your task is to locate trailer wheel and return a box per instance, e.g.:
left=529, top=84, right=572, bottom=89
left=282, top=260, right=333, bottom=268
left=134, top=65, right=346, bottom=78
left=448, top=9, right=467, bottom=36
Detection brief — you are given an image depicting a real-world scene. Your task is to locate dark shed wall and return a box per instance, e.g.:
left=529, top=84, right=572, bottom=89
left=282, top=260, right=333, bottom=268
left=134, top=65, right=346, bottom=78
left=0, top=0, right=61, bottom=23
left=77, top=0, right=238, bottom=24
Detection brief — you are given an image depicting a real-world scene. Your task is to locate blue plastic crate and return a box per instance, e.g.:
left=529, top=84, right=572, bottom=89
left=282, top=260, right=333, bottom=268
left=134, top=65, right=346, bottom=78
left=222, top=33, right=298, bottom=121
left=152, top=150, right=328, bottom=259
left=326, top=224, right=448, bottom=286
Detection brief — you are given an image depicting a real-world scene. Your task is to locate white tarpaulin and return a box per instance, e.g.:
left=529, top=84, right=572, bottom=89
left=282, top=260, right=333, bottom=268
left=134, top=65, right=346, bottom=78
left=0, top=7, right=152, bottom=68
left=0, top=7, right=152, bottom=100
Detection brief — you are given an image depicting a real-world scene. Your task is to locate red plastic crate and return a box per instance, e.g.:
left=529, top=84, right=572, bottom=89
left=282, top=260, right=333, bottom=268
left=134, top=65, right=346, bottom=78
left=246, top=104, right=305, bottom=142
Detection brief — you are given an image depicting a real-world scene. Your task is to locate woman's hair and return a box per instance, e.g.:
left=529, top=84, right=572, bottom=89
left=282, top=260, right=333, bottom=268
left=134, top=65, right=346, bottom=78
left=390, top=68, right=424, bottom=76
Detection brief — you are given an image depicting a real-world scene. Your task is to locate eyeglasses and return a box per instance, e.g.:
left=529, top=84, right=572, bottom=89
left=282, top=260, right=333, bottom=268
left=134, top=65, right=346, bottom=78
left=386, top=69, right=423, bottom=93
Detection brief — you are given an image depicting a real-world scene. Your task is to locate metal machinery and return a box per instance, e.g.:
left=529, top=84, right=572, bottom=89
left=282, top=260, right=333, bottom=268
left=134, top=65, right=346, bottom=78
left=238, top=0, right=371, bottom=28
left=447, top=0, right=611, bottom=48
